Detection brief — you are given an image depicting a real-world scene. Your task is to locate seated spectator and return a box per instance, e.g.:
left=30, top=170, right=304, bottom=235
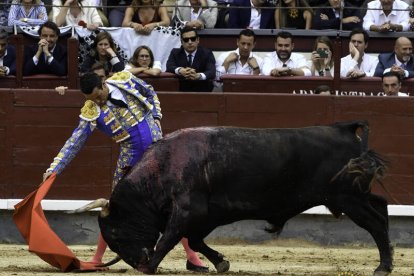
left=52, top=0, right=103, bottom=30
left=23, top=21, right=67, bottom=76
left=0, top=29, right=16, bottom=76
left=313, top=0, right=362, bottom=30
left=8, top=0, right=48, bottom=27
left=171, top=0, right=218, bottom=29
left=107, top=0, right=132, bottom=27
left=166, top=27, right=216, bottom=92
left=314, top=84, right=333, bottom=95
left=382, top=71, right=409, bottom=96
left=363, top=0, right=410, bottom=32
left=0, top=0, right=12, bottom=26
left=374, top=36, right=414, bottom=79
left=80, top=31, right=125, bottom=75
left=122, top=0, right=170, bottom=35
left=216, top=29, right=262, bottom=76
left=126, top=45, right=161, bottom=76
left=340, top=28, right=378, bottom=78
left=310, top=36, right=334, bottom=77
left=262, top=31, right=311, bottom=77
left=275, top=0, right=313, bottom=30
left=228, top=0, right=275, bottom=29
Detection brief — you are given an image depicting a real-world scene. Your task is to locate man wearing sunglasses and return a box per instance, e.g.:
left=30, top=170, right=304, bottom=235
left=166, top=26, right=216, bottom=92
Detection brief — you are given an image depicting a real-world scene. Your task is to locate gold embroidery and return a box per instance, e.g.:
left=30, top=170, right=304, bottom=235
left=80, top=100, right=100, bottom=121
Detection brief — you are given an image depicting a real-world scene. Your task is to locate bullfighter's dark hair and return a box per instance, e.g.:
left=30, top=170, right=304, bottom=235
left=275, top=31, right=293, bottom=41
left=314, top=84, right=332, bottom=95
left=38, top=21, right=60, bottom=36
left=0, top=29, right=9, bottom=41
left=382, top=71, right=401, bottom=83
left=349, top=28, right=369, bottom=44
left=80, top=72, right=103, bottom=95
left=239, top=29, right=256, bottom=42
left=180, top=27, right=198, bottom=39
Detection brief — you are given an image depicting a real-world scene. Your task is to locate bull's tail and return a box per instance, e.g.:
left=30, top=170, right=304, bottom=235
left=331, top=150, right=388, bottom=194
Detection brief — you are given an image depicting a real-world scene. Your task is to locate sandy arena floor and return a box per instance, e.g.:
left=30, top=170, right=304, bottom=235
left=0, top=239, right=413, bottom=275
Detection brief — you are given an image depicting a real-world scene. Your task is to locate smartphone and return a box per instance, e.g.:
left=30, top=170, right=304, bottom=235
left=317, top=49, right=328, bottom=58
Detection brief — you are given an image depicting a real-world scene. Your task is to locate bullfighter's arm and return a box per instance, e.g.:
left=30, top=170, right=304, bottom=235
left=45, top=101, right=98, bottom=175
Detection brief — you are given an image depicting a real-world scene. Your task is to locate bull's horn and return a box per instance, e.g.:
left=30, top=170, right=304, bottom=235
left=96, top=255, right=122, bottom=267
left=65, top=198, right=109, bottom=217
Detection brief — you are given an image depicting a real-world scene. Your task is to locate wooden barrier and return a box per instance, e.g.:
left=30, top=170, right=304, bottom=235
left=1, top=88, right=414, bottom=205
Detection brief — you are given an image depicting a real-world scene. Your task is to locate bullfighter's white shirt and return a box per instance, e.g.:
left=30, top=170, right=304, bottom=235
left=362, top=0, right=410, bottom=31
left=262, top=51, right=311, bottom=76
left=340, top=53, right=379, bottom=77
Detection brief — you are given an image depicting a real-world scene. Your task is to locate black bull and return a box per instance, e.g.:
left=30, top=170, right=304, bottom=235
left=95, top=121, right=392, bottom=274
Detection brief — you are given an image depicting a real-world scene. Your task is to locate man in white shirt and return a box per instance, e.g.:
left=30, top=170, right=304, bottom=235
left=262, top=31, right=311, bottom=77
left=363, top=0, right=410, bottom=32
left=340, top=28, right=378, bottom=78
left=382, top=71, right=409, bottom=96
left=216, top=29, right=262, bottom=78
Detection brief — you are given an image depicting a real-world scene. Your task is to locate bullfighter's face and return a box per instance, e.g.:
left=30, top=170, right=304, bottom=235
left=84, top=84, right=109, bottom=106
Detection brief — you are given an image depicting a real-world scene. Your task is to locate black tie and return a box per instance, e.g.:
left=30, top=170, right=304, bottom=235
left=188, top=54, right=193, bottom=66
left=108, top=93, right=128, bottom=108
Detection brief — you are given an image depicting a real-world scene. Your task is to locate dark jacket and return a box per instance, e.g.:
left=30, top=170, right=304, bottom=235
left=228, top=0, right=275, bottom=29
left=374, top=52, right=414, bottom=78
left=166, top=46, right=216, bottom=92
left=313, top=5, right=362, bottom=30
left=2, top=45, right=16, bottom=76
left=23, top=44, right=67, bottom=76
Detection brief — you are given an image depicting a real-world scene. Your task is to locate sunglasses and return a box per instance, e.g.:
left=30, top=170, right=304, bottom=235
left=182, top=36, right=198, bottom=43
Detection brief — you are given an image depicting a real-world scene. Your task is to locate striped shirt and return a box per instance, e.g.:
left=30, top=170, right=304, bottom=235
left=8, top=1, right=47, bottom=26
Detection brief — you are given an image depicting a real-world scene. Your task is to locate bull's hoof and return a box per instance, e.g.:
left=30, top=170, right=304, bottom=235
left=215, top=260, right=230, bottom=273
left=137, top=264, right=157, bottom=274
left=374, top=264, right=392, bottom=276
left=373, top=271, right=390, bottom=276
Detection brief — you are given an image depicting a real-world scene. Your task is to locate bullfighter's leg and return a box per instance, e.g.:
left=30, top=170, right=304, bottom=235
left=336, top=195, right=393, bottom=274
left=188, top=238, right=230, bottom=273
left=90, top=234, right=107, bottom=264
left=181, top=237, right=208, bottom=271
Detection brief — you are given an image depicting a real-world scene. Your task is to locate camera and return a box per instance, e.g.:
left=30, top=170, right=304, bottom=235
left=317, top=49, right=328, bottom=58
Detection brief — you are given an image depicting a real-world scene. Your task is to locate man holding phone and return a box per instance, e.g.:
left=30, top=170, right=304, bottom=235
left=262, top=31, right=311, bottom=77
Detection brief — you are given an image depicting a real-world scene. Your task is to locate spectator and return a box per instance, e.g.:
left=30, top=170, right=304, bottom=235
left=52, top=0, right=103, bottom=30
left=313, top=0, right=362, bottom=30
left=363, top=0, right=410, bottom=32
left=80, top=31, right=125, bottom=75
left=314, top=84, right=333, bottom=95
left=216, top=29, right=263, bottom=77
left=0, top=0, right=12, bottom=26
left=340, top=28, right=378, bottom=78
left=275, top=0, right=313, bottom=30
left=262, top=31, right=311, bottom=77
left=374, top=36, right=414, bottom=79
left=382, top=71, right=409, bottom=96
left=166, top=27, right=216, bottom=92
left=8, top=0, right=48, bottom=26
left=23, top=21, right=67, bottom=76
left=0, top=29, right=16, bottom=77
left=122, top=0, right=170, bottom=35
left=228, top=0, right=275, bottom=29
left=310, top=36, right=334, bottom=77
left=107, top=0, right=132, bottom=27
left=171, top=0, right=218, bottom=29
left=126, top=45, right=161, bottom=76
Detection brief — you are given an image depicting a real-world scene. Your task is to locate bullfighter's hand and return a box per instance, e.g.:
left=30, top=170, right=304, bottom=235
left=43, top=171, right=52, bottom=182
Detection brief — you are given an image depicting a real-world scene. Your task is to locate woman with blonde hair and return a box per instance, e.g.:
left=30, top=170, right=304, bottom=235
left=8, top=0, right=48, bottom=26
left=310, top=36, right=334, bottom=77
left=80, top=31, right=125, bottom=75
left=126, top=45, right=162, bottom=76
left=122, top=0, right=170, bottom=35
left=52, top=0, right=103, bottom=30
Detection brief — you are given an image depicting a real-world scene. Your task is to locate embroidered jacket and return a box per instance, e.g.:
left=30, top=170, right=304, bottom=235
left=46, top=71, right=162, bottom=175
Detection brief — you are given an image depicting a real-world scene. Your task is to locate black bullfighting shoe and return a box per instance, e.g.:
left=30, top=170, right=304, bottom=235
left=186, top=260, right=209, bottom=273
